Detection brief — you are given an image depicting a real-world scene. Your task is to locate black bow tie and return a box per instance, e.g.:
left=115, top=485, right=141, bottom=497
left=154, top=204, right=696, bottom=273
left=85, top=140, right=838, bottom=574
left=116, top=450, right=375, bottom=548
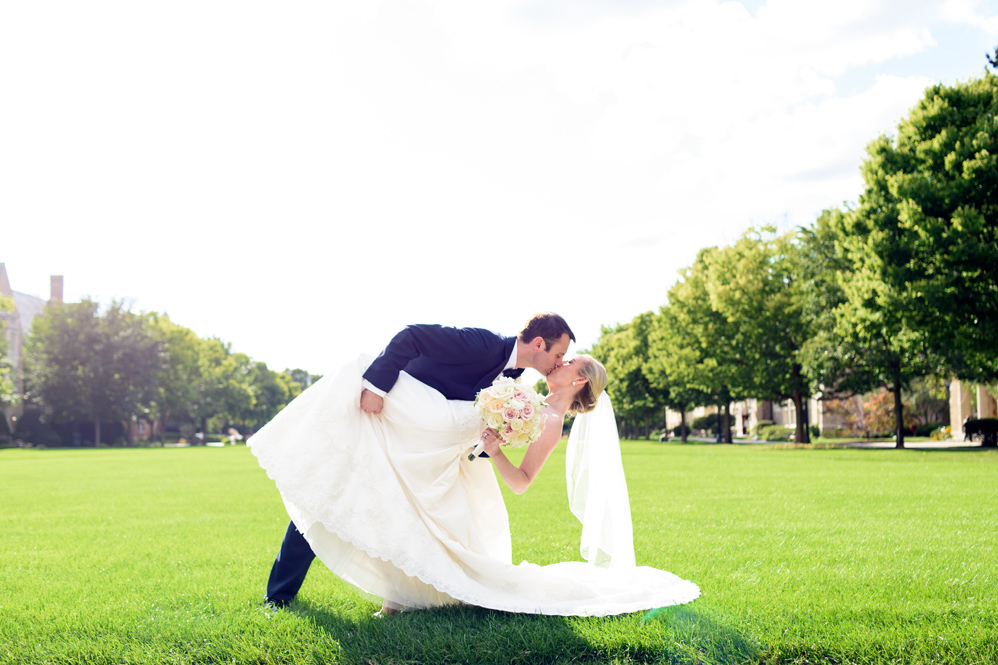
left=503, top=368, right=524, bottom=378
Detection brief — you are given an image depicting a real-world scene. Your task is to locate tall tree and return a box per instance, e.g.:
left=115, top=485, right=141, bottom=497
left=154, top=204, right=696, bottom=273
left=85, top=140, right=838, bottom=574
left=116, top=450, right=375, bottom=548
left=861, top=72, right=997, bottom=384
left=149, top=314, right=202, bottom=442
left=190, top=338, right=254, bottom=439
left=666, top=248, right=743, bottom=442
left=645, top=305, right=710, bottom=443
left=816, top=155, right=944, bottom=448
left=702, top=227, right=823, bottom=443
left=590, top=316, right=660, bottom=438
left=240, top=362, right=297, bottom=431
left=24, top=300, right=160, bottom=445
left=811, top=74, right=998, bottom=448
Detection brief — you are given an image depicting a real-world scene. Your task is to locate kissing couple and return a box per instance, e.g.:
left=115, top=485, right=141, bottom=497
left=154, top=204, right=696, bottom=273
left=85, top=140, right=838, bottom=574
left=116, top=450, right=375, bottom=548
left=250, top=313, right=699, bottom=616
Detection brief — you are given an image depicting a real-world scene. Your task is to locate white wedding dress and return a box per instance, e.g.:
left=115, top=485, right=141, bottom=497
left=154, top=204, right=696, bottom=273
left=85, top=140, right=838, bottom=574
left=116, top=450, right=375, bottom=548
left=249, top=356, right=699, bottom=616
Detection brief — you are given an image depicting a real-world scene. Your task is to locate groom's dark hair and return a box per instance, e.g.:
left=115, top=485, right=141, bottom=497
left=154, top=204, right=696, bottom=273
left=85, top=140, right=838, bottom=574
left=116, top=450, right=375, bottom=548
left=519, top=313, right=575, bottom=349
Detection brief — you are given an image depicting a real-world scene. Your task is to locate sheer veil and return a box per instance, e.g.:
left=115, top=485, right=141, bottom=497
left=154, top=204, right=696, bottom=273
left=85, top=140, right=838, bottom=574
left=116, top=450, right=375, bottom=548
left=565, top=393, right=635, bottom=569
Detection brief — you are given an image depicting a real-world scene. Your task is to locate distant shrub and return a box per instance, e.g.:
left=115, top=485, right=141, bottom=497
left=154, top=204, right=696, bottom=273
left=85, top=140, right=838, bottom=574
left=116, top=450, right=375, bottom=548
left=691, top=413, right=719, bottom=432
left=913, top=421, right=945, bottom=437
left=752, top=420, right=775, bottom=437
left=930, top=425, right=951, bottom=441
left=759, top=425, right=792, bottom=442
left=810, top=424, right=821, bottom=439
left=672, top=424, right=690, bottom=437
left=14, top=406, right=63, bottom=447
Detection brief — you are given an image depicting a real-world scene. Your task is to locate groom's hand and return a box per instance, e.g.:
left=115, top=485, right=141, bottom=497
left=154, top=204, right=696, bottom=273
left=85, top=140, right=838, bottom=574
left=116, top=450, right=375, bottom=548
left=360, top=389, right=384, bottom=414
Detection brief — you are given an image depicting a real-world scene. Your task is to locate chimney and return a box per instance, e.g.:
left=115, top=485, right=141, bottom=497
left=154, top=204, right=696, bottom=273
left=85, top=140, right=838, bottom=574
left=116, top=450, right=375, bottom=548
left=50, top=275, right=63, bottom=303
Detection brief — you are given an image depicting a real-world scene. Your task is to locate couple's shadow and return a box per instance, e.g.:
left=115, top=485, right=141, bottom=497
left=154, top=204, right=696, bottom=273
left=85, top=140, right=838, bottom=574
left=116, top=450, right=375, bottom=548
left=293, top=600, right=760, bottom=664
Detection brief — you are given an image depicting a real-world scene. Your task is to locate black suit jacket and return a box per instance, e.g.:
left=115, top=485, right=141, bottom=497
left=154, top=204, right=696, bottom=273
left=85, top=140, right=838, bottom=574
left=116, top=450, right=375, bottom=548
left=363, top=324, right=523, bottom=401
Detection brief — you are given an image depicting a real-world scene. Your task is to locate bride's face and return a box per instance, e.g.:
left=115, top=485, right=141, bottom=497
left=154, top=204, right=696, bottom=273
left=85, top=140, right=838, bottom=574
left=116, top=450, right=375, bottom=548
left=546, top=357, right=585, bottom=390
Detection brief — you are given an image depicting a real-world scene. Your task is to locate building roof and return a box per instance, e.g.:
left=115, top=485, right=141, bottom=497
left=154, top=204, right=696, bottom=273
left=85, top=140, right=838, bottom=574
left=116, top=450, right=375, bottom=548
left=12, top=291, right=47, bottom=335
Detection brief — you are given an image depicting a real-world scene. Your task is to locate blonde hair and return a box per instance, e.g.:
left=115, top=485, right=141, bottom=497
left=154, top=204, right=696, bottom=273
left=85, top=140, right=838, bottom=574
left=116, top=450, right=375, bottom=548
left=569, top=355, right=608, bottom=415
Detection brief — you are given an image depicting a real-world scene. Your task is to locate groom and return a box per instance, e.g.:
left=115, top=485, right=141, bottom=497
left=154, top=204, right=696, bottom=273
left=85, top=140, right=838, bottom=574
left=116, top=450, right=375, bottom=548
left=264, top=312, right=575, bottom=608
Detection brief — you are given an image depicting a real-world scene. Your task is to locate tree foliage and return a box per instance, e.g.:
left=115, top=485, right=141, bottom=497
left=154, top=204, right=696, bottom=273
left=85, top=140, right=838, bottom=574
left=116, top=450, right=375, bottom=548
left=702, top=227, right=824, bottom=443
left=0, top=295, right=15, bottom=409
left=646, top=305, right=711, bottom=443
left=590, top=314, right=661, bottom=438
left=664, top=249, right=743, bottom=442
left=808, top=73, right=997, bottom=447
left=863, top=72, right=998, bottom=383
left=24, top=300, right=161, bottom=445
left=20, top=300, right=316, bottom=446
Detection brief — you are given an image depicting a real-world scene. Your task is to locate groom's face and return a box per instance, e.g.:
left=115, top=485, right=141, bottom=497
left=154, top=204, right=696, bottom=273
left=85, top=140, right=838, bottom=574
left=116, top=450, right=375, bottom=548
left=535, top=334, right=571, bottom=376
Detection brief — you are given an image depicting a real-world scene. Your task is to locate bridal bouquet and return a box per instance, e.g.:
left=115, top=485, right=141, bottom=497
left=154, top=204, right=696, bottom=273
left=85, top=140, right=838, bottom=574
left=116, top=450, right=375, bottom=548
left=475, top=376, right=548, bottom=449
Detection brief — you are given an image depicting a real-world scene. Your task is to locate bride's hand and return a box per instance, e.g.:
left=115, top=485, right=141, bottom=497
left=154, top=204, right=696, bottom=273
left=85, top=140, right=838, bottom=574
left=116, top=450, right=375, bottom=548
left=481, top=429, right=502, bottom=456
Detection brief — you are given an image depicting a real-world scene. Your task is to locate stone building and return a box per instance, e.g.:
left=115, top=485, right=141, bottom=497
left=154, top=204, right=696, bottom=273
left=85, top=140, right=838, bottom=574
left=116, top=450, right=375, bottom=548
left=949, top=378, right=998, bottom=433
left=666, top=395, right=859, bottom=438
left=1, top=263, right=63, bottom=434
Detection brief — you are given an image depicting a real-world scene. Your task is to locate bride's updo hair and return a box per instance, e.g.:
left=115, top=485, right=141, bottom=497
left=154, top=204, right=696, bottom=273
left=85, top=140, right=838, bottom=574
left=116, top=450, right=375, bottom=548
left=569, top=355, right=608, bottom=415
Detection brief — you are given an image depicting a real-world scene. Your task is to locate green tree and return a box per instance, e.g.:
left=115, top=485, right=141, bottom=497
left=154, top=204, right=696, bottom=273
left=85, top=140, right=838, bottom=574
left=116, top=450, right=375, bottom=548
left=590, top=315, right=660, bottom=439
left=149, top=314, right=202, bottom=443
left=190, top=338, right=254, bottom=440
left=816, top=152, right=945, bottom=448
left=0, top=295, right=15, bottom=410
left=859, top=72, right=997, bottom=384
left=904, top=376, right=949, bottom=426
left=702, top=227, right=823, bottom=443
left=645, top=305, right=710, bottom=443
left=285, top=368, right=322, bottom=393
left=665, top=248, right=743, bottom=443
left=240, top=362, right=296, bottom=431
left=24, top=299, right=161, bottom=446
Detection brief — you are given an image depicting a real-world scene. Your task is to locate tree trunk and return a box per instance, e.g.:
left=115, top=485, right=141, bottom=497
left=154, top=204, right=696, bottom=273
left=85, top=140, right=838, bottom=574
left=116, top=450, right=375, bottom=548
left=792, top=390, right=806, bottom=443
left=644, top=412, right=651, bottom=439
left=200, top=417, right=208, bottom=445
left=94, top=419, right=101, bottom=447
left=893, top=363, right=905, bottom=449
left=680, top=408, right=688, bottom=443
left=723, top=401, right=732, bottom=443
left=802, top=397, right=811, bottom=443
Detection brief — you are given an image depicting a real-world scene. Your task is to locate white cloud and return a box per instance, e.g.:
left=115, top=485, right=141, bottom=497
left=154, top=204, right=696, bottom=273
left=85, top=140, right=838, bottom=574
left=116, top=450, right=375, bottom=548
left=941, top=0, right=998, bottom=36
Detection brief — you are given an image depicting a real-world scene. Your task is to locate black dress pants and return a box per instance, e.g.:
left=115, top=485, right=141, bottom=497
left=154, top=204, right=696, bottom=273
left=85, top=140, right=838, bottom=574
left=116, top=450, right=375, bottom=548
left=265, top=520, right=316, bottom=604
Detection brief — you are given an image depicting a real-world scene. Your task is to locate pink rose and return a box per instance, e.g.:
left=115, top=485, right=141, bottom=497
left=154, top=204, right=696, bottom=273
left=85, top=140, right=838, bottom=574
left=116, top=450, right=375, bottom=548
left=503, top=407, right=517, bottom=421
left=522, top=403, right=534, bottom=418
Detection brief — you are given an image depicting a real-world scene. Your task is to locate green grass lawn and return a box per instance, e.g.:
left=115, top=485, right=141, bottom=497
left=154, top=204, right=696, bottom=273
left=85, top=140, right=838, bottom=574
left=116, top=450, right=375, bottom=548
left=1, top=442, right=996, bottom=664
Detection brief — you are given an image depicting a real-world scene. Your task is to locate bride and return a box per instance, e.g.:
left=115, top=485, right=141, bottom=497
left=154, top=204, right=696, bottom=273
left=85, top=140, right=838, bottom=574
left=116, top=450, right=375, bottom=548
left=249, top=346, right=699, bottom=617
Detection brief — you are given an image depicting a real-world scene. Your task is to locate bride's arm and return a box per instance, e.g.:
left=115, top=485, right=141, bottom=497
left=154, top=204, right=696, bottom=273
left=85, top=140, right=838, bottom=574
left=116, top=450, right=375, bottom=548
left=482, top=408, right=566, bottom=495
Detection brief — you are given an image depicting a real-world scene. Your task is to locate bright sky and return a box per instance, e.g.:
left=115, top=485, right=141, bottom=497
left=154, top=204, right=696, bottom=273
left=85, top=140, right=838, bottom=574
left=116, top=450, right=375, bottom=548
left=3, top=0, right=996, bottom=379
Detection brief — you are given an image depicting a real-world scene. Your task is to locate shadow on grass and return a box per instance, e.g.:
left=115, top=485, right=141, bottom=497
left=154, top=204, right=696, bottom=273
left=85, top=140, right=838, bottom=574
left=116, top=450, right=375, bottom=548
left=295, top=602, right=589, bottom=664
left=639, top=604, right=762, bottom=664
left=294, top=600, right=760, bottom=665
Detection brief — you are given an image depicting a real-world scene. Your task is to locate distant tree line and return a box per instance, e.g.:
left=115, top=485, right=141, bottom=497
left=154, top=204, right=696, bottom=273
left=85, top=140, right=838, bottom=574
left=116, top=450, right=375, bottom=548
left=591, top=68, right=997, bottom=448
left=7, top=299, right=320, bottom=447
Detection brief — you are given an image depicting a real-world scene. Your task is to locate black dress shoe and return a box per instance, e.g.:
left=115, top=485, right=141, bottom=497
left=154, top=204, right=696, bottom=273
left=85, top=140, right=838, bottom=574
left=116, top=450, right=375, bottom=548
left=265, top=598, right=290, bottom=610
